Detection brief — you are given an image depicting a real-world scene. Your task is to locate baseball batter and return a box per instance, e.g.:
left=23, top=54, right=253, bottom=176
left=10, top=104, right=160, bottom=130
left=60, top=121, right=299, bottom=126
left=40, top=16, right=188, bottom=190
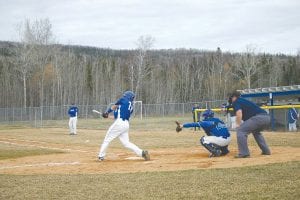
left=175, top=109, right=231, bottom=157
left=68, top=103, right=78, bottom=135
left=98, top=91, right=150, bottom=161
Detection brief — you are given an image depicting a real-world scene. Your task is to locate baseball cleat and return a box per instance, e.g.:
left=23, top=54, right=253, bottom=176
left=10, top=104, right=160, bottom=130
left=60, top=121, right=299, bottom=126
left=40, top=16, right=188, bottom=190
left=98, top=157, right=104, bottom=161
left=209, top=149, right=222, bottom=158
left=175, top=121, right=182, bottom=132
left=142, top=150, right=150, bottom=161
left=234, top=154, right=250, bottom=158
left=261, top=151, right=271, bottom=155
left=220, top=146, right=230, bottom=156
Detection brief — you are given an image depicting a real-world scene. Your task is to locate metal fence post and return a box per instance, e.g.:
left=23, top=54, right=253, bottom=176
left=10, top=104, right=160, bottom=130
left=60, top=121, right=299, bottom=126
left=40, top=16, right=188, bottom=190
left=34, top=107, right=37, bottom=128
left=12, top=107, right=14, bottom=124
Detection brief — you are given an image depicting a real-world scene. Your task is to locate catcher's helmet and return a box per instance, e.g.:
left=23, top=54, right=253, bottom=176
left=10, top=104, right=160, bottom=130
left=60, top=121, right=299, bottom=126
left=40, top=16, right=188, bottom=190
left=202, top=109, right=214, bottom=119
left=123, top=91, right=135, bottom=101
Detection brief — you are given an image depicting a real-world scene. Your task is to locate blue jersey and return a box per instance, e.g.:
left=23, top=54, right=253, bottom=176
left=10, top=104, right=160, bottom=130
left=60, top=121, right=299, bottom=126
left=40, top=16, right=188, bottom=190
left=183, top=117, right=230, bottom=138
left=68, top=106, right=78, bottom=117
left=113, top=108, right=119, bottom=119
left=232, top=97, right=267, bottom=121
left=288, top=108, right=298, bottom=123
left=114, top=97, right=133, bottom=121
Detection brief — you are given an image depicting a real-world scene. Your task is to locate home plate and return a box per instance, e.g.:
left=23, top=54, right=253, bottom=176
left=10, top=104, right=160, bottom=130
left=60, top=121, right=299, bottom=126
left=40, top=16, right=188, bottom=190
left=125, top=157, right=143, bottom=160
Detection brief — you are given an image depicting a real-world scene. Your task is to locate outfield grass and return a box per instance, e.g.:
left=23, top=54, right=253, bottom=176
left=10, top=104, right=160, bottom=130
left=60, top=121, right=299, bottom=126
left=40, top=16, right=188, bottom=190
left=0, top=161, right=299, bottom=200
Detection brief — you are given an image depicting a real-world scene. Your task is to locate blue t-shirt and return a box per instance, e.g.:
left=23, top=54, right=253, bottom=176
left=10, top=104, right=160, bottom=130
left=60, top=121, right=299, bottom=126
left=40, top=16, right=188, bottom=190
left=68, top=106, right=78, bottom=117
left=114, top=97, right=133, bottom=121
left=232, top=98, right=267, bottom=121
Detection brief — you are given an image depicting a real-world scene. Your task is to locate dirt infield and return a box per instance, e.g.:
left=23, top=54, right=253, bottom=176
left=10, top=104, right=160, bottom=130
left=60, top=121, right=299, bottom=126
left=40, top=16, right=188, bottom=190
left=0, top=128, right=299, bottom=175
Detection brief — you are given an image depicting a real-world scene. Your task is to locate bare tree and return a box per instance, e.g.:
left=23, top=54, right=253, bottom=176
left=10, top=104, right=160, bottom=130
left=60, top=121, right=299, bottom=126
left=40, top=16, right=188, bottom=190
left=133, top=35, right=155, bottom=97
left=13, top=20, right=37, bottom=108
left=235, top=45, right=259, bottom=89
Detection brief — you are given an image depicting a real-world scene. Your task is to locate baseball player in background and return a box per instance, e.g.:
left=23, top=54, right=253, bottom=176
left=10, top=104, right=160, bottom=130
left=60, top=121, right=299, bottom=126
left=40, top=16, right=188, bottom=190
left=175, top=109, right=231, bottom=157
left=68, top=103, right=78, bottom=135
left=288, top=103, right=299, bottom=132
left=98, top=91, right=150, bottom=161
left=229, top=91, right=271, bottom=158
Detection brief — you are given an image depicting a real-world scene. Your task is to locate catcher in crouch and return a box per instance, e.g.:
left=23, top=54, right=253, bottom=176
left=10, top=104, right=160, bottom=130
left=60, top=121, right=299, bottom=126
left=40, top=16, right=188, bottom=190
left=175, top=109, right=231, bottom=157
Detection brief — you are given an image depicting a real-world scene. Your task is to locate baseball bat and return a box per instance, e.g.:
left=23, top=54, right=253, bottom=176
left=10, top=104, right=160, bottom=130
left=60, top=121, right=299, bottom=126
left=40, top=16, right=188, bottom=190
left=92, top=109, right=102, bottom=115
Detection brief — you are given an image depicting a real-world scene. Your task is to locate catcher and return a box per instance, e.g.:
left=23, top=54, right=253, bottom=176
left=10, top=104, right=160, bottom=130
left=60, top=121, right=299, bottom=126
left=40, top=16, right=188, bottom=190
left=175, top=109, right=231, bottom=157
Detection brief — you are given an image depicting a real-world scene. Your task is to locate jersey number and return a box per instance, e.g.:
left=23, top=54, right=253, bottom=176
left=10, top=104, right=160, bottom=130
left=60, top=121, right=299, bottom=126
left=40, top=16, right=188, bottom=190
left=128, top=102, right=133, bottom=112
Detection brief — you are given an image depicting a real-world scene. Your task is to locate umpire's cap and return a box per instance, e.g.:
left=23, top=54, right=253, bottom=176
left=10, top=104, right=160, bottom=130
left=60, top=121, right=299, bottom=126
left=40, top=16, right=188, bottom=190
left=228, top=91, right=241, bottom=98
left=228, top=91, right=241, bottom=104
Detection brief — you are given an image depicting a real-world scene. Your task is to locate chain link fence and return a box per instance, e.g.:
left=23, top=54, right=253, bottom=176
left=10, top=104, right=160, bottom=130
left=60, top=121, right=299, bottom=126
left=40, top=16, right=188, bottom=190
left=0, top=101, right=226, bottom=127
left=0, top=100, right=296, bottom=131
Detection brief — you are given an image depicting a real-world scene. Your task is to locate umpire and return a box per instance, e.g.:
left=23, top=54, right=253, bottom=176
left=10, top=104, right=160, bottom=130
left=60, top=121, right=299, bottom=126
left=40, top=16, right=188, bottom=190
left=229, top=91, right=271, bottom=158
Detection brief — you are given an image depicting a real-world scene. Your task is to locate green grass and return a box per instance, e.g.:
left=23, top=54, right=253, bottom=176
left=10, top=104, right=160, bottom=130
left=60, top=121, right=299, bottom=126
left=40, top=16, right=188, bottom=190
left=0, top=143, right=64, bottom=160
left=0, top=161, right=299, bottom=200
left=0, top=117, right=299, bottom=199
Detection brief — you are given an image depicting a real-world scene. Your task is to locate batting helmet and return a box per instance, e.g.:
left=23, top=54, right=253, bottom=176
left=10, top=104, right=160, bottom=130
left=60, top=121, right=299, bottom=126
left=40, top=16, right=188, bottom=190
left=123, top=91, right=135, bottom=101
left=202, top=109, right=214, bottom=119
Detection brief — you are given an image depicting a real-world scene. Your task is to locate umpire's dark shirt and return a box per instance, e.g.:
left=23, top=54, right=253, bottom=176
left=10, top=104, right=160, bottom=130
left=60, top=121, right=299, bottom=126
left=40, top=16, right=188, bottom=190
left=232, top=98, right=267, bottom=121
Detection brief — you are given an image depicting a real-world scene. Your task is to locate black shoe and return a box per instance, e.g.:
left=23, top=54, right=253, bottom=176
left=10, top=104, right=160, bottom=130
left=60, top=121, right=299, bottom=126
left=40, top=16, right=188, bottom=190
left=142, top=150, right=150, bottom=161
left=261, top=152, right=271, bottom=155
left=220, top=146, right=230, bottom=156
left=234, top=154, right=250, bottom=158
left=209, top=149, right=222, bottom=158
left=98, top=157, right=104, bottom=161
left=221, top=150, right=230, bottom=156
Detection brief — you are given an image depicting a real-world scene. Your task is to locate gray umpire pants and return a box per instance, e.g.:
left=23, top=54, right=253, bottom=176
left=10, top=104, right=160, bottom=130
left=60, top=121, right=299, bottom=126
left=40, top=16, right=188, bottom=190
left=237, top=114, right=271, bottom=156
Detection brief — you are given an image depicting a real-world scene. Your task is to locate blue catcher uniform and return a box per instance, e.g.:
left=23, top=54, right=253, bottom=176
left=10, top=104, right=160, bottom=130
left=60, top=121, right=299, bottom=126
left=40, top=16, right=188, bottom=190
left=98, top=91, right=149, bottom=161
left=68, top=105, right=78, bottom=135
left=182, top=110, right=231, bottom=157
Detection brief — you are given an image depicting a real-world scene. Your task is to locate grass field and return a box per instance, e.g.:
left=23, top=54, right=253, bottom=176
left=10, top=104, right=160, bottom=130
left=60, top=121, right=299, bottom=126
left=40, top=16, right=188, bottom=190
left=0, top=117, right=299, bottom=199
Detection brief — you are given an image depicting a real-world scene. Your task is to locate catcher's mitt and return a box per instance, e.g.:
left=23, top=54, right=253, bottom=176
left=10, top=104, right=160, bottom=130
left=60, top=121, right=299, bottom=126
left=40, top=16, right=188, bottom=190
left=102, top=112, right=109, bottom=118
left=175, top=121, right=182, bottom=132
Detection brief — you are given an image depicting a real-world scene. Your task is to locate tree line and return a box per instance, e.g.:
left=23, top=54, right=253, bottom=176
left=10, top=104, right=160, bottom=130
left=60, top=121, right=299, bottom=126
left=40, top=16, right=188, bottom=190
left=0, top=19, right=299, bottom=108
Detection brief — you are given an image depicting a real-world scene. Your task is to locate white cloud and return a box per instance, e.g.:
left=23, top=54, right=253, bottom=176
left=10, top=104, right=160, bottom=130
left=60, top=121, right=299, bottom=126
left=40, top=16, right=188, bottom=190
left=0, top=0, right=299, bottom=54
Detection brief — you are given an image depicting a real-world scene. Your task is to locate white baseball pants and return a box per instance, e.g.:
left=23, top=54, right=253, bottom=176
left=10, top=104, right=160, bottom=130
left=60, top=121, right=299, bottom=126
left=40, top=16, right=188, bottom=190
left=98, top=118, right=143, bottom=158
left=69, top=117, right=77, bottom=134
left=202, top=136, right=231, bottom=147
left=289, top=122, right=297, bottom=131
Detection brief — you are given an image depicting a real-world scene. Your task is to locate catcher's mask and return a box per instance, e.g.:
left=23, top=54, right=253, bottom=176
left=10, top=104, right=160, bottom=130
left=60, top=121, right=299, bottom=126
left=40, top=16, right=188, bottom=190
left=202, top=109, right=214, bottom=119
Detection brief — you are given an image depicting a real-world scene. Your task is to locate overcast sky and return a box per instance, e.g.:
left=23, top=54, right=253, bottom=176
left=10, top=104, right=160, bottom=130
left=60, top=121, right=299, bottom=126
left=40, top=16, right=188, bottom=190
left=0, top=0, right=299, bottom=54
